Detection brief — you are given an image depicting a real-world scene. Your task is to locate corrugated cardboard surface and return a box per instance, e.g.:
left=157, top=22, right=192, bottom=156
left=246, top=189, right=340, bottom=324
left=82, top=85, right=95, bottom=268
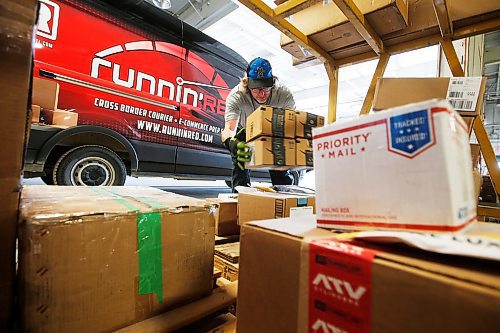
left=247, top=136, right=296, bottom=169
left=32, top=77, right=59, bottom=110
left=246, top=106, right=296, bottom=141
left=238, top=192, right=315, bottom=225
left=208, top=199, right=240, bottom=236
left=0, top=1, right=38, bottom=331
left=373, top=78, right=486, bottom=117
left=40, top=109, right=78, bottom=127
left=237, top=218, right=500, bottom=333
left=18, top=186, right=215, bottom=333
left=295, top=111, right=324, bottom=139
left=296, top=138, right=313, bottom=167
left=31, top=104, right=41, bottom=123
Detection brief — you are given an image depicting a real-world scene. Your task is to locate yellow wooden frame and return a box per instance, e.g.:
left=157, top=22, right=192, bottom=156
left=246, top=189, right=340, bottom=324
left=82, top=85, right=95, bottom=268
left=239, top=0, right=500, bottom=203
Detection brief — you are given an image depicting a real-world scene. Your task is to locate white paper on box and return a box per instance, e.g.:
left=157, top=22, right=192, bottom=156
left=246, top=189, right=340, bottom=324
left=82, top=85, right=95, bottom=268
left=446, top=77, right=482, bottom=112
left=343, top=230, right=500, bottom=262
left=290, top=206, right=314, bottom=218
left=313, top=99, right=476, bottom=232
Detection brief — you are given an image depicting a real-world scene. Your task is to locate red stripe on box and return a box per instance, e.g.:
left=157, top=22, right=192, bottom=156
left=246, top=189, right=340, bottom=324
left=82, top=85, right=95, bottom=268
left=313, top=119, right=387, bottom=140
left=309, top=239, right=377, bottom=333
left=317, top=216, right=476, bottom=232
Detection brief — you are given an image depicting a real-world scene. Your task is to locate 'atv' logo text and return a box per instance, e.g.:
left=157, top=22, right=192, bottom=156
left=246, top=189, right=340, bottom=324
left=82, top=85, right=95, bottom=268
left=312, top=319, right=348, bottom=333
left=37, top=0, right=60, bottom=41
left=312, top=274, right=366, bottom=302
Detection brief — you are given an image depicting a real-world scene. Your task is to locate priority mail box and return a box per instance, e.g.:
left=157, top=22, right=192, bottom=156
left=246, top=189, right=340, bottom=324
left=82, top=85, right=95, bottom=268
left=246, top=136, right=296, bottom=169
left=246, top=106, right=295, bottom=141
left=32, top=77, right=59, bottom=110
left=313, top=99, right=476, bottom=232
left=237, top=217, right=500, bottom=333
left=40, top=109, right=78, bottom=127
left=296, top=138, right=313, bottom=167
left=238, top=192, right=315, bottom=225
left=18, top=186, right=215, bottom=332
left=295, top=111, right=325, bottom=139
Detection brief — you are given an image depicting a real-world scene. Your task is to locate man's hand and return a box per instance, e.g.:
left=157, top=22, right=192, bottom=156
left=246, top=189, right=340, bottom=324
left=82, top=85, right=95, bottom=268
left=225, top=137, right=252, bottom=170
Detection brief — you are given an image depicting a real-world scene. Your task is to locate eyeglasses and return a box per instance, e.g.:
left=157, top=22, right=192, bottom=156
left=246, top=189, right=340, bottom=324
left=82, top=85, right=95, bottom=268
left=250, top=87, right=273, bottom=94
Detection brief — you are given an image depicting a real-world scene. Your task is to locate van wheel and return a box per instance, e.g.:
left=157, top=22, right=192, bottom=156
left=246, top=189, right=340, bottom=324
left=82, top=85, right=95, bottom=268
left=53, top=145, right=126, bottom=186
left=41, top=173, right=55, bottom=185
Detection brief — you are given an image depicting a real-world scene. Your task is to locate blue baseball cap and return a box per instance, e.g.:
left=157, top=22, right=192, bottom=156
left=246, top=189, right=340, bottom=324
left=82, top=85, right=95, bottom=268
left=247, top=57, right=274, bottom=89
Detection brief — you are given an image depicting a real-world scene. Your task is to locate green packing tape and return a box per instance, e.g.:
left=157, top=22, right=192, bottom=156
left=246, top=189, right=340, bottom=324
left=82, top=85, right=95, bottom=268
left=91, top=188, right=164, bottom=303
left=137, top=211, right=163, bottom=303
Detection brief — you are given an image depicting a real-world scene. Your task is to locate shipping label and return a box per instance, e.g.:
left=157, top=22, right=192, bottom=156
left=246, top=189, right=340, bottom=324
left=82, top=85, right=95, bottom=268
left=446, top=77, right=482, bottom=112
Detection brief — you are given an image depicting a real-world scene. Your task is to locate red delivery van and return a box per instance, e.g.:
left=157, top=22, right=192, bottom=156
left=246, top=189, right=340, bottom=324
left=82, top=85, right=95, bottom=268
left=25, top=0, right=278, bottom=185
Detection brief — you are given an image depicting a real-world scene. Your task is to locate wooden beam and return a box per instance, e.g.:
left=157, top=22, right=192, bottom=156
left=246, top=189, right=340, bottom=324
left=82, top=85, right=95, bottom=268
left=325, top=61, right=338, bottom=123
left=274, top=0, right=321, bottom=20
left=332, top=0, right=384, bottom=54
left=477, top=205, right=500, bottom=218
left=432, top=0, right=453, bottom=38
left=239, top=0, right=336, bottom=65
left=440, top=37, right=500, bottom=197
left=440, top=38, right=464, bottom=76
left=360, top=53, right=390, bottom=115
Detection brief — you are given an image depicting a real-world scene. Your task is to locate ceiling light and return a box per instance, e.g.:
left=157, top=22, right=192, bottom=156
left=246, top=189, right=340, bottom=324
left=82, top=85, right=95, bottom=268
left=150, top=0, right=171, bottom=10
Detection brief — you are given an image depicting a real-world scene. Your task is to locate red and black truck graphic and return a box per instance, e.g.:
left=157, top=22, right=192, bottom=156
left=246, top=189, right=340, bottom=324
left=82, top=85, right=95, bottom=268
left=26, top=0, right=269, bottom=185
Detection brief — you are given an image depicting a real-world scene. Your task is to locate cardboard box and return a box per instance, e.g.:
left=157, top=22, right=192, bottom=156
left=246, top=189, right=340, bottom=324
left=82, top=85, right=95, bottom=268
left=31, top=104, right=41, bottom=123
left=373, top=77, right=487, bottom=120
left=313, top=99, right=476, bottom=232
left=40, top=109, right=78, bottom=127
left=247, top=136, right=296, bottom=169
left=237, top=218, right=500, bottom=333
left=208, top=199, right=240, bottom=236
left=246, top=106, right=296, bottom=141
left=32, top=77, right=59, bottom=110
left=238, top=191, right=315, bottom=225
left=281, top=0, right=408, bottom=59
left=18, top=186, right=215, bottom=332
left=295, top=111, right=325, bottom=139
left=296, top=138, right=313, bottom=167
left=0, top=1, right=38, bottom=330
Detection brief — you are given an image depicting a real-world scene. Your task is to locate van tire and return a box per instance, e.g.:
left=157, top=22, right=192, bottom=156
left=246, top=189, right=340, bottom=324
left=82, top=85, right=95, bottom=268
left=41, top=173, right=55, bottom=185
left=53, top=145, right=126, bottom=186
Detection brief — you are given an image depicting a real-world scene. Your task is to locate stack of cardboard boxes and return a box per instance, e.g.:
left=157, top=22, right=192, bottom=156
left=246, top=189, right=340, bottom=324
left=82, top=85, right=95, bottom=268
left=32, top=77, right=78, bottom=127
left=236, top=87, right=500, bottom=332
left=245, top=105, right=324, bottom=169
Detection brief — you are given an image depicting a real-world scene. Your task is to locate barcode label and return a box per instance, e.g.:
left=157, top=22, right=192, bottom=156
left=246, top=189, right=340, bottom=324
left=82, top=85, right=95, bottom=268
left=449, top=91, right=463, bottom=98
left=449, top=99, right=473, bottom=110
left=446, top=77, right=482, bottom=112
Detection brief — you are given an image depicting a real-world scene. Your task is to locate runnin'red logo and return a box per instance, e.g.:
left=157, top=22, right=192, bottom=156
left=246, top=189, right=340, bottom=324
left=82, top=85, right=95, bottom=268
left=36, top=0, right=60, bottom=41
